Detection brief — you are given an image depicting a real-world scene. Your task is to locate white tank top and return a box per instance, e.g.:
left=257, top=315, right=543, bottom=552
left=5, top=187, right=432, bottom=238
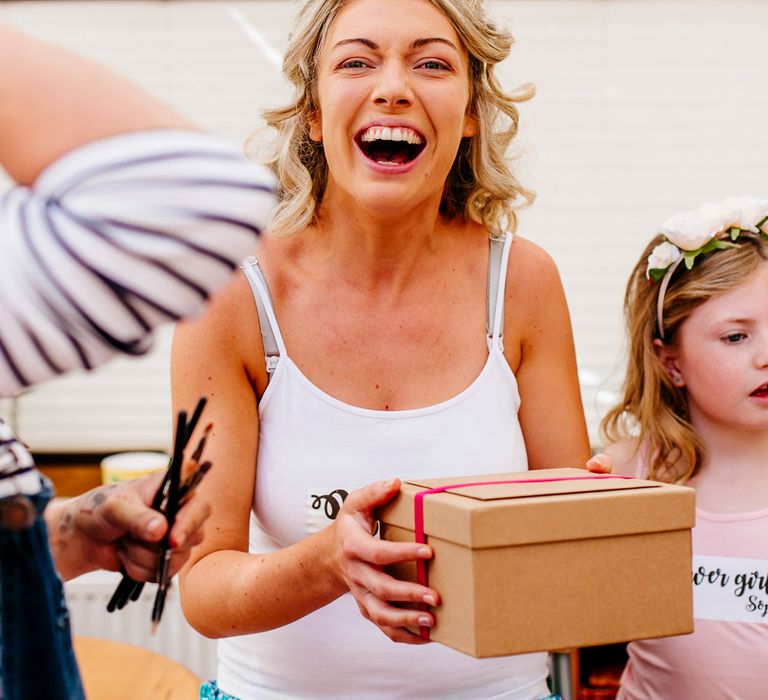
left=217, top=234, right=551, bottom=700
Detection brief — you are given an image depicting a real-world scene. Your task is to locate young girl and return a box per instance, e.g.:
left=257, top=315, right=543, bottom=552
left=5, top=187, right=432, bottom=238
left=597, top=196, right=768, bottom=698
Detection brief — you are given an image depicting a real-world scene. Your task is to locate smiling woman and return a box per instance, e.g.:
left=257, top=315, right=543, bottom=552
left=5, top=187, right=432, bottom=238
left=260, top=0, right=534, bottom=237
left=172, top=1, right=592, bottom=699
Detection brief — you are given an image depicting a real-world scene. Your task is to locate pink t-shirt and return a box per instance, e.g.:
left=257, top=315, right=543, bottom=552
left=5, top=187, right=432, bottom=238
left=618, top=505, right=768, bottom=699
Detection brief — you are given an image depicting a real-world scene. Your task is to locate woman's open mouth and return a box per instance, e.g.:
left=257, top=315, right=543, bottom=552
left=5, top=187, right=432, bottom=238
left=355, top=125, right=426, bottom=167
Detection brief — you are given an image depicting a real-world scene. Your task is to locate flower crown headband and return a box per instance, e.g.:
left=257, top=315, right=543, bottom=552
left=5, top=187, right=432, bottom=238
left=647, top=196, right=768, bottom=340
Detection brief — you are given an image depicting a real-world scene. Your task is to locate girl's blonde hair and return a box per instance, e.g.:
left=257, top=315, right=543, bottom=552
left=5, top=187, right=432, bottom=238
left=602, top=232, right=768, bottom=483
left=256, top=0, right=535, bottom=238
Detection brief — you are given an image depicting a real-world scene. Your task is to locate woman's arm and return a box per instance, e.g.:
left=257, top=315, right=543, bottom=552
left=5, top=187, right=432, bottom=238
left=172, top=276, right=341, bottom=636
left=0, top=24, right=276, bottom=397
left=0, top=23, right=189, bottom=184
left=174, top=276, right=438, bottom=640
left=0, top=23, right=275, bottom=585
left=504, top=237, right=592, bottom=469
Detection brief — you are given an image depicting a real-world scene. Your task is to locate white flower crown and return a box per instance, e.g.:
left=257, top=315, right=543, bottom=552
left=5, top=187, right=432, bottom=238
left=647, top=196, right=768, bottom=340
left=646, top=196, right=768, bottom=282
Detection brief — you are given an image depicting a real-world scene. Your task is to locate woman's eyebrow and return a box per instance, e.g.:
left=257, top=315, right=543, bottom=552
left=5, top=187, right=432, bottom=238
left=332, top=38, right=378, bottom=51
left=410, top=37, right=458, bottom=51
left=331, top=37, right=459, bottom=52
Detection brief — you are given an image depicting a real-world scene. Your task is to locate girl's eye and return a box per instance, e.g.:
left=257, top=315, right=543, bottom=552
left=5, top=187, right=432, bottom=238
left=722, top=332, right=747, bottom=343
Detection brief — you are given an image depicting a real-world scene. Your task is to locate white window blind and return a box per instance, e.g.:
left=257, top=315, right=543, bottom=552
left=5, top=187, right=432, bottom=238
left=2, top=1, right=767, bottom=451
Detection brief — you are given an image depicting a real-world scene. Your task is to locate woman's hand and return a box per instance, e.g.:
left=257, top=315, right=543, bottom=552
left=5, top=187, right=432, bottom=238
left=47, top=470, right=211, bottom=581
left=586, top=452, right=613, bottom=473
left=331, top=478, right=440, bottom=644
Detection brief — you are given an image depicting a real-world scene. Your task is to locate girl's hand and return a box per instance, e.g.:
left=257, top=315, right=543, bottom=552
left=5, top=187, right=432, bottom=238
left=331, top=478, right=439, bottom=644
left=586, top=452, right=612, bottom=473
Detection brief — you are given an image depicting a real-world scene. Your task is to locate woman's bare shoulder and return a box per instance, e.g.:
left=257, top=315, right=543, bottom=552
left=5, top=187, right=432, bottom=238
left=197, top=269, right=257, bottom=329
left=173, top=265, right=263, bottom=373
left=501, top=235, right=565, bottom=315
left=505, top=234, right=561, bottom=288
left=502, top=234, right=568, bottom=337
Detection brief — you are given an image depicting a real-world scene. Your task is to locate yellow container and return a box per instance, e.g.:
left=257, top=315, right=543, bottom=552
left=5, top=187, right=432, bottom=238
left=100, top=451, right=169, bottom=484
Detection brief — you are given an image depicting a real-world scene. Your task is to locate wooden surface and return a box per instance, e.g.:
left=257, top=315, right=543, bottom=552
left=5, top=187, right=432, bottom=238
left=73, top=636, right=200, bottom=700
left=39, top=464, right=102, bottom=497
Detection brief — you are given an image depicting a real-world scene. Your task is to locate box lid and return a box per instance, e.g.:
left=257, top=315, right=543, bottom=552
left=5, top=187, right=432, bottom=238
left=378, top=468, right=695, bottom=548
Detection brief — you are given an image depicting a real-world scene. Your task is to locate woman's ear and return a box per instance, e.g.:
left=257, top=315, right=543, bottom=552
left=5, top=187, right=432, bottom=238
left=653, top=339, right=685, bottom=387
left=462, top=112, right=477, bottom=138
left=308, top=110, right=323, bottom=142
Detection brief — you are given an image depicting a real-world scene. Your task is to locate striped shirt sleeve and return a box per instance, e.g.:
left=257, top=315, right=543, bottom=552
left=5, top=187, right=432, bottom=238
left=0, top=419, right=39, bottom=496
left=0, top=129, right=276, bottom=397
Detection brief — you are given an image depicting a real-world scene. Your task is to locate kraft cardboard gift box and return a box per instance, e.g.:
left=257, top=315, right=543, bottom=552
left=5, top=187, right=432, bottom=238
left=378, top=468, right=695, bottom=658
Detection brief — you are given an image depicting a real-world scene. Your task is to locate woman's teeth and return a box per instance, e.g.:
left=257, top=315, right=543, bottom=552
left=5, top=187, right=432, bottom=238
left=359, top=126, right=422, bottom=145
left=357, top=126, right=426, bottom=165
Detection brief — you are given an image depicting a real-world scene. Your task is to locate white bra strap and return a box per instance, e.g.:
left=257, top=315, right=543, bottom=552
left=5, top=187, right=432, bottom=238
left=241, top=257, right=282, bottom=379
left=487, top=234, right=513, bottom=348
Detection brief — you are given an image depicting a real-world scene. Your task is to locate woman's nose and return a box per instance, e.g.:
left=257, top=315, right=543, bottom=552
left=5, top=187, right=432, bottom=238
left=371, top=64, right=412, bottom=108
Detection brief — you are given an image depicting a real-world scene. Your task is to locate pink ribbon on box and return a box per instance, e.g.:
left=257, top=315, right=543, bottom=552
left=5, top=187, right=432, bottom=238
left=413, top=473, right=634, bottom=641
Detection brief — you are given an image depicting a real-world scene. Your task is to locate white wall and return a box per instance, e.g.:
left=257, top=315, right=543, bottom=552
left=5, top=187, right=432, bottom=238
left=2, top=0, right=767, bottom=450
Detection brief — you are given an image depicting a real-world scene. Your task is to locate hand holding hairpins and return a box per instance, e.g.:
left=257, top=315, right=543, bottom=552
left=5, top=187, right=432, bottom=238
left=105, top=397, right=213, bottom=629
left=151, top=420, right=213, bottom=632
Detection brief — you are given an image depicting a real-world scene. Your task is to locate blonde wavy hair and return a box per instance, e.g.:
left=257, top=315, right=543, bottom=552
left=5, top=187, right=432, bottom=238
left=601, top=232, right=768, bottom=483
left=256, top=0, right=535, bottom=238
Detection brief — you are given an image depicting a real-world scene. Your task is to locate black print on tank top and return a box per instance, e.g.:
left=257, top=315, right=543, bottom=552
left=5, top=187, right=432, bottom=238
left=310, top=489, right=349, bottom=520
left=310, top=489, right=379, bottom=535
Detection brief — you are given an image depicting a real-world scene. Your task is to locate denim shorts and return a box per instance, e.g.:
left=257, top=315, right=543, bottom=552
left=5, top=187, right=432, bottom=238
left=0, top=475, right=84, bottom=700
left=200, top=680, right=561, bottom=700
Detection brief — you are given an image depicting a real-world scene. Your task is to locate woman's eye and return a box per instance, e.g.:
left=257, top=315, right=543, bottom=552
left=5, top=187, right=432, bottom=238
left=340, top=59, right=368, bottom=70
left=418, top=59, right=450, bottom=71
left=722, top=332, right=747, bottom=343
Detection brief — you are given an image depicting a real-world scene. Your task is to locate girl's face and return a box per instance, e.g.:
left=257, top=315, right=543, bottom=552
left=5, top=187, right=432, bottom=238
left=309, top=0, right=477, bottom=216
left=657, top=261, right=768, bottom=435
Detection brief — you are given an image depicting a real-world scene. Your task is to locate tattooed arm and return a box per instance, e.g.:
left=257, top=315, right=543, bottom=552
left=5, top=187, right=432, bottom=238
left=45, top=470, right=210, bottom=581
